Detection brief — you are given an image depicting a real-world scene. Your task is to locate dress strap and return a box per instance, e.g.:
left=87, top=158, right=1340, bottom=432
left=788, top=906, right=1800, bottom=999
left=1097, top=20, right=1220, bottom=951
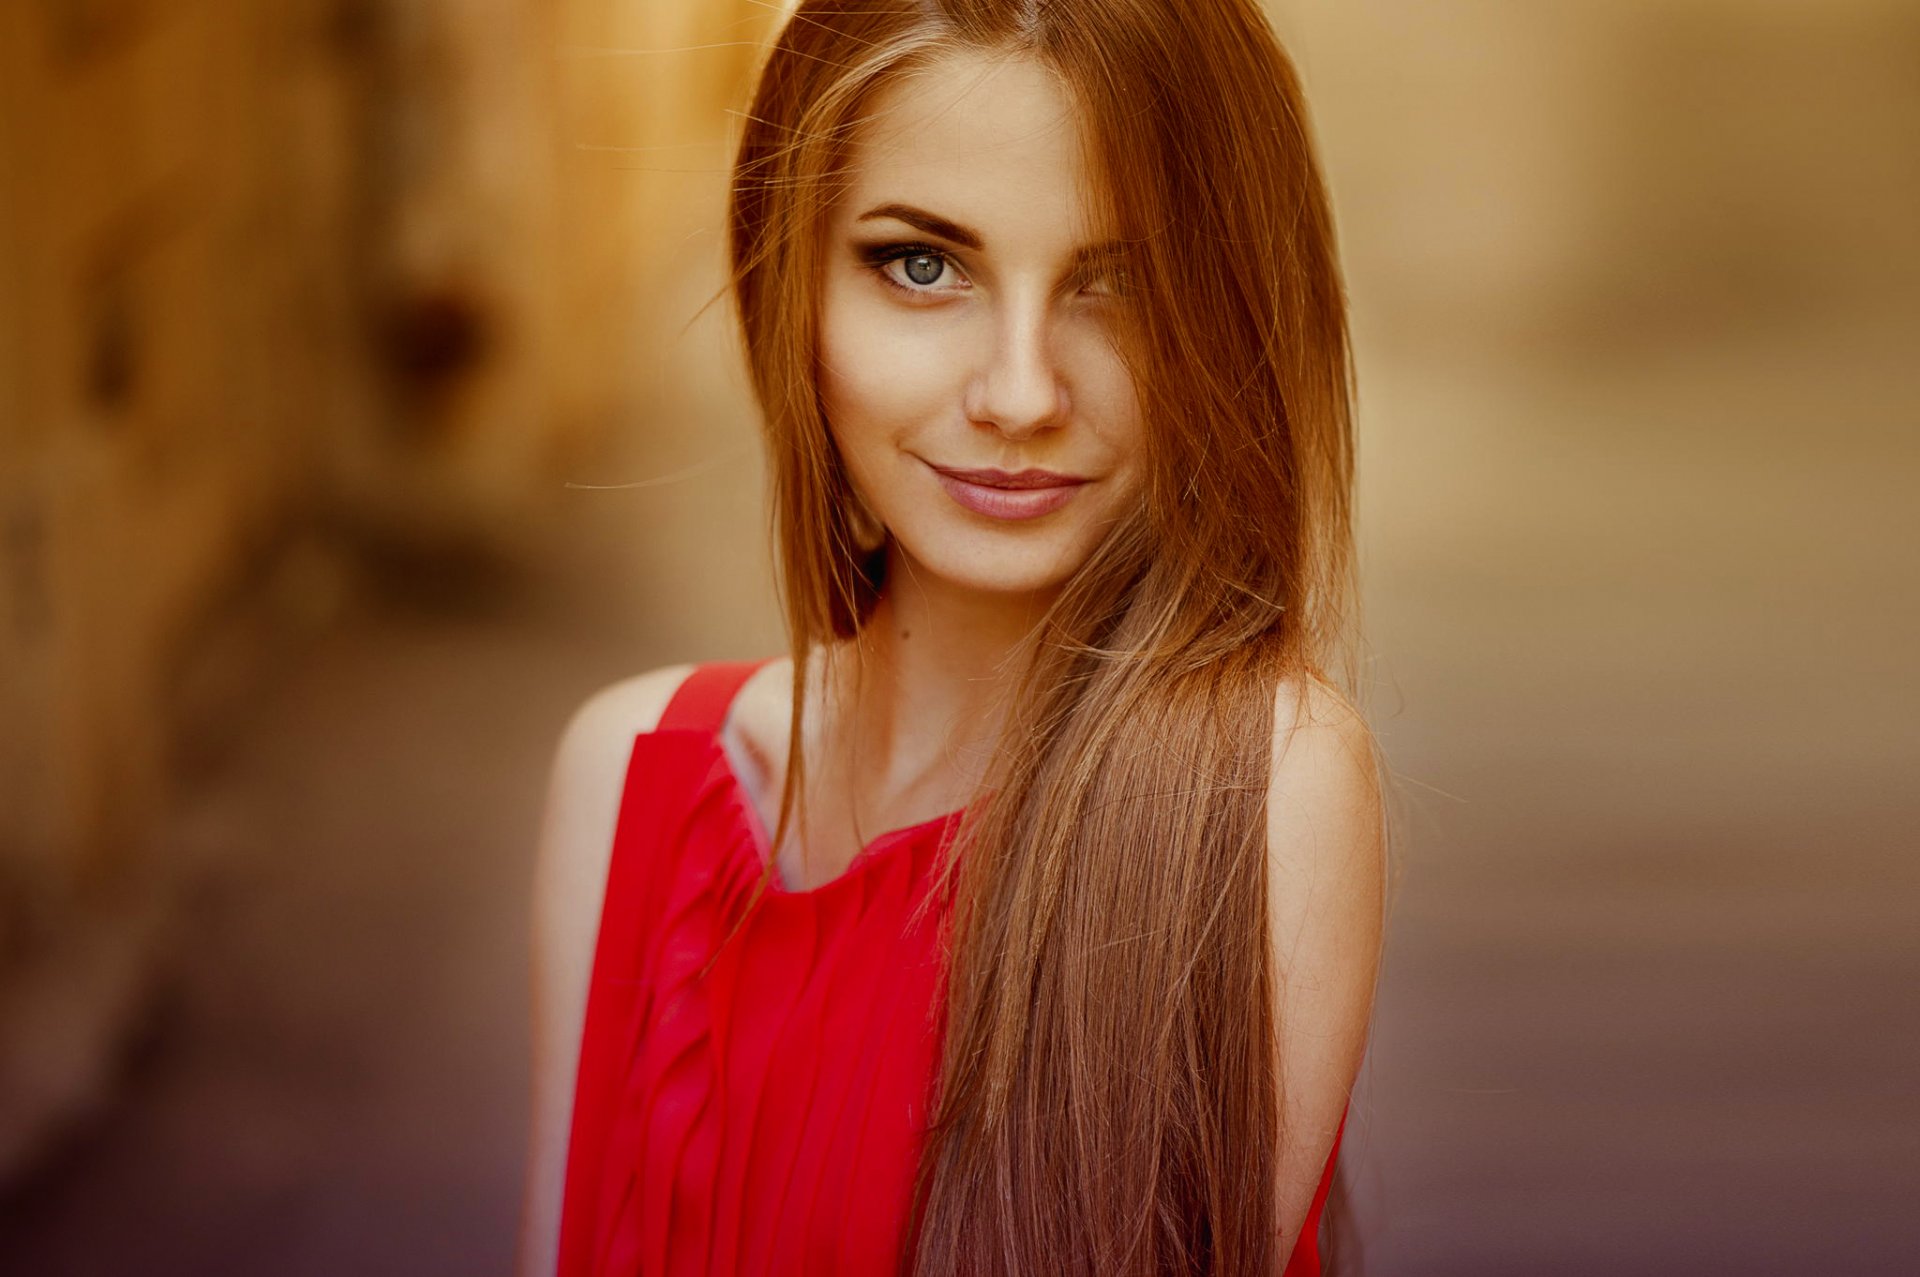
left=656, top=658, right=774, bottom=734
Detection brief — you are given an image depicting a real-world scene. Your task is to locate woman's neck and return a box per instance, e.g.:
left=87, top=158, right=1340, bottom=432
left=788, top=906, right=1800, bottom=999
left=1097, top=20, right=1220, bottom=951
left=822, top=546, right=1054, bottom=805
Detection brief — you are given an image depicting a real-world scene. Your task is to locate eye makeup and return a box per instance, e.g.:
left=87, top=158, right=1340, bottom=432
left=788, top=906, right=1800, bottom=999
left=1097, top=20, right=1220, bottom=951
left=853, top=241, right=970, bottom=299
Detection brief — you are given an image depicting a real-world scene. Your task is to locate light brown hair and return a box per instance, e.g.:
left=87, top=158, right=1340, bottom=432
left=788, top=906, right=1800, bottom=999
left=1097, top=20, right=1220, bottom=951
left=726, top=2, right=1367, bottom=1272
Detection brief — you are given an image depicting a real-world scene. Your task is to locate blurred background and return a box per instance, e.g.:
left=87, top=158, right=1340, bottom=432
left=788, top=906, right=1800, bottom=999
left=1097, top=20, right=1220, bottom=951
left=0, top=0, right=1914, bottom=1273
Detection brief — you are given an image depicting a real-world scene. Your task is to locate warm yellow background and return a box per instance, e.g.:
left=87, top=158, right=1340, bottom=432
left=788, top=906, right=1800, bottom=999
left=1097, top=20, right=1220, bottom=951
left=1, top=1, right=1913, bottom=1272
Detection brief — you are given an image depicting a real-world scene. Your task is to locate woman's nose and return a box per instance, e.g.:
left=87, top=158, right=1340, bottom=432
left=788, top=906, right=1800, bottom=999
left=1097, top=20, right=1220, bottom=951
left=966, top=303, right=1069, bottom=439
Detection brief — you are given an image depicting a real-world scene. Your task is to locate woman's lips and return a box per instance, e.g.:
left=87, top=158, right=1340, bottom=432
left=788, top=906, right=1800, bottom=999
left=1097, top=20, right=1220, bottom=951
left=928, top=464, right=1090, bottom=521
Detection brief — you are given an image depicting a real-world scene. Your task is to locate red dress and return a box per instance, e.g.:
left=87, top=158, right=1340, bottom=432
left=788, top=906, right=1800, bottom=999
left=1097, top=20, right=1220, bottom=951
left=557, top=659, right=1341, bottom=1276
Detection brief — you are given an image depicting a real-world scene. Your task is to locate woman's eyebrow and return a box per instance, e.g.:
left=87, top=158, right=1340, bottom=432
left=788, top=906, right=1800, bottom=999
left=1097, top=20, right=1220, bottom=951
left=855, top=202, right=1128, bottom=276
left=856, top=203, right=984, bottom=250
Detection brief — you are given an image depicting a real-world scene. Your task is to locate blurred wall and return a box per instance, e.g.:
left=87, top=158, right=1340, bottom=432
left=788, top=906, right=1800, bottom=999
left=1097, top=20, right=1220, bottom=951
left=1274, top=0, right=1918, bottom=351
left=0, top=0, right=373, bottom=1174
left=0, top=0, right=776, bottom=1183
left=1266, top=1, right=1918, bottom=1270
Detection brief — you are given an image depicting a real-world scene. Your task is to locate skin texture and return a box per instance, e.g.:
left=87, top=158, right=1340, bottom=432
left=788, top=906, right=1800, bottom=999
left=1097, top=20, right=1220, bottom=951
left=519, top=49, right=1383, bottom=1276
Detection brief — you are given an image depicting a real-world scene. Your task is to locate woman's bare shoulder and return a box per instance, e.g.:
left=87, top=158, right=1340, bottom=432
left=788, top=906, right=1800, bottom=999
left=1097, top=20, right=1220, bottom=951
left=519, top=662, right=700, bottom=1277
left=1260, top=669, right=1386, bottom=1249
left=531, top=663, right=702, bottom=976
left=561, top=662, right=702, bottom=754
left=1264, top=670, right=1383, bottom=879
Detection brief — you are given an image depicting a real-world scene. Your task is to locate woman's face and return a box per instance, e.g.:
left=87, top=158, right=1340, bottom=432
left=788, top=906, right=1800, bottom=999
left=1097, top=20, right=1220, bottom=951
left=818, top=51, right=1144, bottom=604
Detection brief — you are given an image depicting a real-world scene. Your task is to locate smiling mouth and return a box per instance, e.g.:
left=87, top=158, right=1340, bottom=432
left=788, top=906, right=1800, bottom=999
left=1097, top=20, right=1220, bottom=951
left=926, top=462, right=1090, bottom=521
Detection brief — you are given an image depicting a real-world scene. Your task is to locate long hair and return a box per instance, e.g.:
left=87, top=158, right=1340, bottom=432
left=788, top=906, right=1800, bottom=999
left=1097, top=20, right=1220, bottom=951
left=725, top=2, right=1366, bottom=1272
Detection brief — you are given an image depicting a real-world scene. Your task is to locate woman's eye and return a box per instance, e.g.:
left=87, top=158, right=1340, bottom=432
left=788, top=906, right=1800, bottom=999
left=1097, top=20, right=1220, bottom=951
left=881, top=249, right=965, bottom=294
left=896, top=253, right=948, bottom=287
left=1079, top=264, right=1133, bottom=299
left=858, top=242, right=969, bottom=297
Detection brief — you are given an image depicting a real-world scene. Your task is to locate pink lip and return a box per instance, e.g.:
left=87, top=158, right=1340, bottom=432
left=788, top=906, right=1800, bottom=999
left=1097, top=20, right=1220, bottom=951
left=928, top=463, right=1090, bottom=521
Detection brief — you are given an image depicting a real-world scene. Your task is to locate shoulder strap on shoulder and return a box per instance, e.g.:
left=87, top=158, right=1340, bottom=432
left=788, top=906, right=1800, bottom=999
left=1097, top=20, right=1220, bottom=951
left=656, top=658, right=774, bottom=734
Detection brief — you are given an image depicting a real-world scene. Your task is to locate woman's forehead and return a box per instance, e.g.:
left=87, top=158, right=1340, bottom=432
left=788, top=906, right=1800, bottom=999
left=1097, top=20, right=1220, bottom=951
left=833, top=51, right=1112, bottom=250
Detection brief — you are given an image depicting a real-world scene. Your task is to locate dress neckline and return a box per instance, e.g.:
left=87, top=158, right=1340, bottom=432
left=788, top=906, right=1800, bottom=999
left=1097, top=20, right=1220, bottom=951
left=705, top=736, right=963, bottom=897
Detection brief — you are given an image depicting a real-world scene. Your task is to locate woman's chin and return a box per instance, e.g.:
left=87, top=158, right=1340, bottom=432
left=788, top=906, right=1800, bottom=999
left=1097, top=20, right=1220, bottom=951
left=890, top=535, right=1085, bottom=602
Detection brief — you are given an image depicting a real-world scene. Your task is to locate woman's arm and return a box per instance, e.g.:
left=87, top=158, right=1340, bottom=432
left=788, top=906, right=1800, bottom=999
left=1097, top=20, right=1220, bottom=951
left=1264, top=675, right=1388, bottom=1263
left=517, top=665, right=694, bottom=1277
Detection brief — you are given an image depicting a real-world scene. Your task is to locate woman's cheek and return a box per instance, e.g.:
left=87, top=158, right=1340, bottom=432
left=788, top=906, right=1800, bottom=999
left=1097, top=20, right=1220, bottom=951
left=822, top=292, right=900, bottom=421
left=826, top=315, right=951, bottom=459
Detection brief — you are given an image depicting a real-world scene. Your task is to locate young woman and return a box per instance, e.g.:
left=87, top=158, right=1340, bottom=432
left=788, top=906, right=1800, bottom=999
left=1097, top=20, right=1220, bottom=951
left=521, top=2, right=1386, bottom=1275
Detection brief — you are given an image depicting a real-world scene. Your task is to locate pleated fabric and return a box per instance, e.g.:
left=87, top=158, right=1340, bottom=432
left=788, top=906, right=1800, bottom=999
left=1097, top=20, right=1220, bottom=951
left=556, top=658, right=1341, bottom=1277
